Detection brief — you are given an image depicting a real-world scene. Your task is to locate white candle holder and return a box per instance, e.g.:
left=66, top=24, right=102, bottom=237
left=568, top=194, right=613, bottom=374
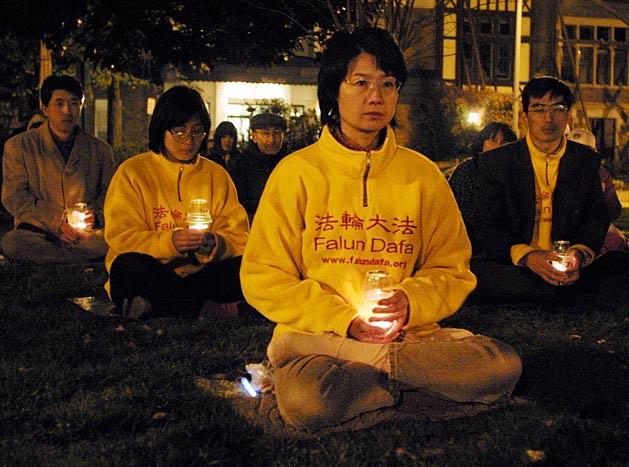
left=186, top=199, right=212, bottom=232
left=362, top=270, right=394, bottom=329
left=551, top=240, right=571, bottom=271
left=68, top=202, right=89, bottom=231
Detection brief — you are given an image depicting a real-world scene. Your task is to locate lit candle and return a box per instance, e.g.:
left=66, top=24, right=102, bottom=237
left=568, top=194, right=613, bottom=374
left=69, top=203, right=88, bottom=231
left=186, top=199, right=213, bottom=232
left=551, top=240, right=571, bottom=272
left=362, top=270, right=394, bottom=329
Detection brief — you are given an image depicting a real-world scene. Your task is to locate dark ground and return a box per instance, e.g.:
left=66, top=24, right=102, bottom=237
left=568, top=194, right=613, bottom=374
left=0, top=214, right=627, bottom=465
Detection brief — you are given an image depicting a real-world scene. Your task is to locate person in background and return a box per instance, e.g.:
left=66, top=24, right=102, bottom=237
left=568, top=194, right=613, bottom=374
left=104, top=86, right=249, bottom=320
left=449, top=122, right=517, bottom=255
left=567, top=128, right=628, bottom=254
left=472, top=76, right=629, bottom=305
left=240, top=27, right=521, bottom=432
left=228, top=112, right=288, bottom=222
left=206, top=121, right=240, bottom=169
left=1, top=75, right=114, bottom=263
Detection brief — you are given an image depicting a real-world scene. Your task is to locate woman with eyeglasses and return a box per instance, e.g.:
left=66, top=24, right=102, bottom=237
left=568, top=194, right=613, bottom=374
left=240, top=27, right=521, bottom=431
left=103, top=86, right=249, bottom=320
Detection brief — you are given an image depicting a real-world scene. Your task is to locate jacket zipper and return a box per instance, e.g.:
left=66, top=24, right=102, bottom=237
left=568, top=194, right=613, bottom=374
left=362, top=150, right=371, bottom=207
left=545, top=155, right=550, bottom=186
left=177, top=165, right=184, bottom=202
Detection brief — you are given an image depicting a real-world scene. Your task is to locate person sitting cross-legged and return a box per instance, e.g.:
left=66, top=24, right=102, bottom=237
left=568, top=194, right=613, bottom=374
left=240, top=27, right=522, bottom=432
left=471, top=76, right=629, bottom=305
left=2, top=75, right=114, bottom=264
left=104, top=86, right=249, bottom=320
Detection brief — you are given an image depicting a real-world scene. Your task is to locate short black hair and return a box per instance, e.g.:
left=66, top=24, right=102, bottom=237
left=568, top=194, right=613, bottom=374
left=522, top=76, right=574, bottom=113
left=471, top=122, right=517, bottom=157
left=318, top=26, right=407, bottom=129
left=148, top=86, right=211, bottom=154
left=40, top=75, right=84, bottom=106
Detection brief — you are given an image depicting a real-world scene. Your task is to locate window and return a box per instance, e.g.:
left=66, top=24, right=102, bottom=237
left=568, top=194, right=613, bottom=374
left=577, top=47, right=593, bottom=83
left=596, top=49, right=610, bottom=85
left=479, top=19, right=492, bottom=34
left=614, top=28, right=627, bottom=42
left=496, top=45, right=511, bottom=79
left=566, top=25, right=576, bottom=39
left=461, top=14, right=513, bottom=85
left=579, top=26, right=594, bottom=40
left=614, top=48, right=627, bottom=85
left=561, top=24, right=628, bottom=86
left=597, top=27, right=609, bottom=42
left=499, top=20, right=511, bottom=36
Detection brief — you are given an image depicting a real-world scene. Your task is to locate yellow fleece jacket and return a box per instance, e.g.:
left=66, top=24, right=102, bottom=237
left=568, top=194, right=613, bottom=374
left=241, top=126, right=476, bottom=339
left=104, top=151, right=248, bottom=295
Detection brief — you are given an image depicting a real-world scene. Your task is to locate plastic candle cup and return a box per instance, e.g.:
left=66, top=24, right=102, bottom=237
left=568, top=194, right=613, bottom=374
left=186, top=199, right=213, bottom=232
left=362, top=270, right=394, bottom=330
left=69, top=203, right=89, bottom=231
left=551, top=240, right=571, bottom=272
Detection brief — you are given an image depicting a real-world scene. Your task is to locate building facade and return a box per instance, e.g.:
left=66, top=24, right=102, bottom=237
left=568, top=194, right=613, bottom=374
left=77, top=1, right=628, bottom=167
left=434, top=0, right=629, bottom=165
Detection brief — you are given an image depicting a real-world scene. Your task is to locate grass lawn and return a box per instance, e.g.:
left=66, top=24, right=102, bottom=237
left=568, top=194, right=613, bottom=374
left=0, top=217, right=627, bottom=465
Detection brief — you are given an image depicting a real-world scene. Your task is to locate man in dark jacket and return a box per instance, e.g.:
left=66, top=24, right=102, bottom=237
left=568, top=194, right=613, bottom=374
left=229, top=112, right=288, bottom=222
left=471, top=76, right=628, bottom=304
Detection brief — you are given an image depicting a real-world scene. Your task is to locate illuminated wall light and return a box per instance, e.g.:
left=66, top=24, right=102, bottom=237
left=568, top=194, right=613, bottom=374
left=221, top=82, right=290, bottom=101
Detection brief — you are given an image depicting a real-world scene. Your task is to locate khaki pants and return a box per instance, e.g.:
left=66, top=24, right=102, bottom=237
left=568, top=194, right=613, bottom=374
left=1, top=228, right=107, bottom=264
left=269, top=328, right=522, bottom=430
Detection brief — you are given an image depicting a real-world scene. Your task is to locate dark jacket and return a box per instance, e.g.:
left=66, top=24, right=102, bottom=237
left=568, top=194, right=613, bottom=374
left=448, top=157, right=480, bottom=255
left=228, top=142, right=288, bottom=221
left=206, top=146, right=239, bottom=170
left=474, top=139, right=610, bottom=263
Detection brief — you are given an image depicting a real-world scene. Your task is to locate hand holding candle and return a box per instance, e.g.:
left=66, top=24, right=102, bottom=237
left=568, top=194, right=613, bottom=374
left=174, top=199, right=216, bottom=254
left=68, top=203, right=94, bottom=232
left=350, top=275, right=407, bottom=343
left=550, top=240, right=571, bottom=272
left=362, top=270, right=407, bottom=331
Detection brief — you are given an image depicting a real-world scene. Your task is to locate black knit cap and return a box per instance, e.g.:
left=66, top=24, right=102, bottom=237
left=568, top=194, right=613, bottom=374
left=250, top=112, right=287, bottom=130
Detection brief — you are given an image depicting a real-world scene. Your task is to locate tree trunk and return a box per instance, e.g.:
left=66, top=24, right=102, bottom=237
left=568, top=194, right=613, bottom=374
left=107, top=73, right=122, bottom=147
left=530, top=0, right=558, bottom=76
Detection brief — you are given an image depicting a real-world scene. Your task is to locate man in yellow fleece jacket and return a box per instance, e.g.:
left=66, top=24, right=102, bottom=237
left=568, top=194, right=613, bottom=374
left=472, top=76, right=628, bottom=305
left=241, top=27, right=522, bottom=431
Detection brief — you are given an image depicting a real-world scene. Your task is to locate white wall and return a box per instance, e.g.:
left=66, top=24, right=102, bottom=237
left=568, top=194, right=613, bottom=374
left=189, top=80, right=318, bottom=132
